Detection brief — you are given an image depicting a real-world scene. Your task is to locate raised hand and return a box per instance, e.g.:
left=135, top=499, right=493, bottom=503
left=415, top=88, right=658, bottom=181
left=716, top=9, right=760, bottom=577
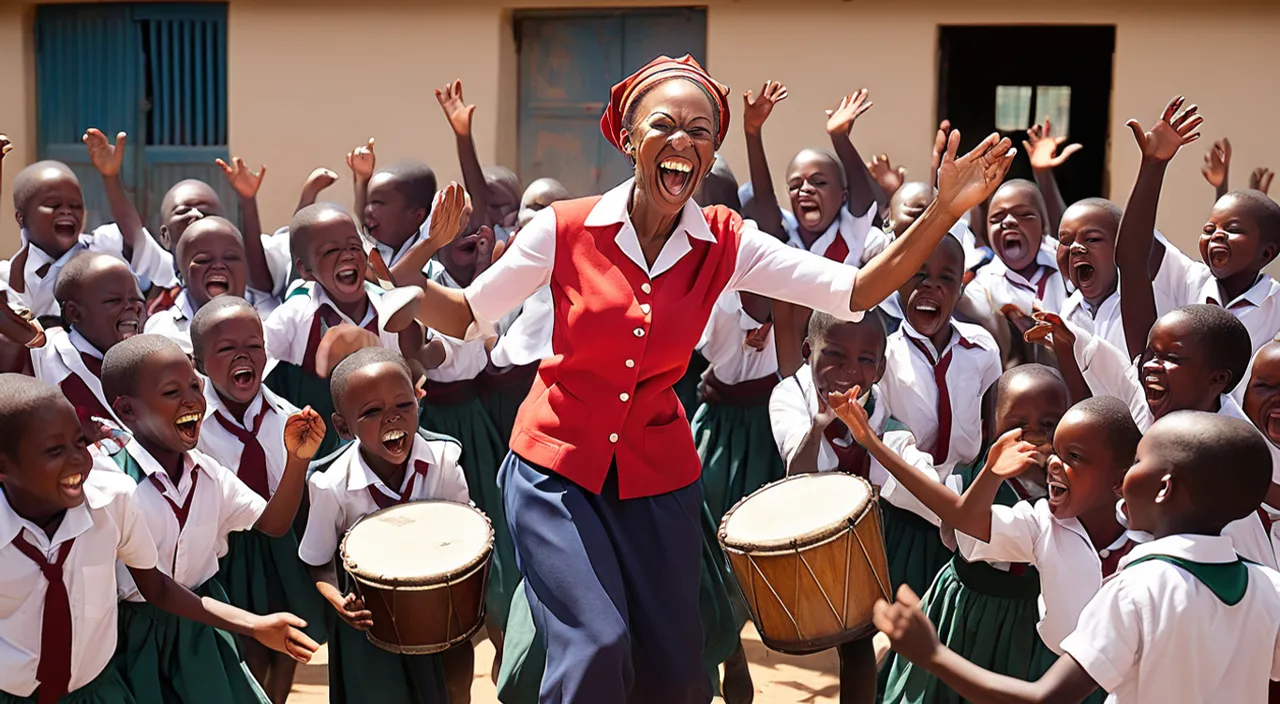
left=0, top=134, right=12, bottom=160
left=0, top=290, right=44, bottom=348
left=216, top=157, right=267, bottom=200
left=346, top=138, right=376, bottom=179
left=251, top=612, right=319, bottom=663
left=866, top=154, right=907, bottom=198
left=436, top=80, right=476, bottom=138
left=872, top=585, right=940, bottom=665
left=1023, top=116, right=1081, bottom=170
left=426, top=182, right=472, bottom=249
left=1201, top=139, right=1231, bottom=188
left=986, top=428, right=1045, bottom=478
left=82, top=128, right=127, bottom=177
left=1023, top=310, right=1076, bottom=351
left=935, top=130, right=1017, bottom=219
left=928, top=119, right=952, bottom=189
left=1126, top=96, right=1202, bottom=163
left=283, top=406, right=326, bottom=460
left=742, top=81, right=788, bottom=136
left=827, top=386, right=874, bottom=447
left=825, top=89, right=872, bottom=138
left=303, top=167, right=338, bottom=197
left=1251, top=167, right=1275, bottom=195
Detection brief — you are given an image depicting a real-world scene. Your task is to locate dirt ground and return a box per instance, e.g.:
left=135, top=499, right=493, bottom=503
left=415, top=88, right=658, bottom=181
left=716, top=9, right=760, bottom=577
left=289, top=624, right=842, bottom=703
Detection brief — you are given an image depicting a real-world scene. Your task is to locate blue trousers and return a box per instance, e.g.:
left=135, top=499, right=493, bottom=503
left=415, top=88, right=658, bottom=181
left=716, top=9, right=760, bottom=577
left=500, top=452, right=711, bottom=704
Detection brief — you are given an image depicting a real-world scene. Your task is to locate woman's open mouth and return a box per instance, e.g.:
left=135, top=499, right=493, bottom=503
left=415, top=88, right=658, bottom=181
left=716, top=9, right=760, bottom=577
left=381, top=428, right=409, bottom=455
left=175, top=412, right=202, bottom=444
left=204, top=273, right=231, bottom=298
left=658, top=157, right=694, bottom=198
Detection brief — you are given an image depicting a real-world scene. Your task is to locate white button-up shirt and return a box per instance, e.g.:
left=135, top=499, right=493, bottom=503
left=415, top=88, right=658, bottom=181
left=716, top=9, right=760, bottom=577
left=262, top=282, right=420, bottom=368
left=297, top=433, right=470, bottom=566
left=489, top=286, right=554, bottom=369
left=964, top=237, right=1068, bottom=319
left=956, top=499, right=1144, bottom=653
left=0, top=465, right=158, bottom=696
left=1060, top=533, right=1280, bottom=703
left=785, top=203, right=886, bottom=267
left=117, top=442, right=264, bottom=599
left=697, top=291, right=777, bottom=385
left=769, top=373, right=947, bottom=524
left=196, top=383, right=298, bottom=497
left=30, top=328, right=116, bottom=422
left=423, top=261, right=491, bottom=383
left=144, top=289, right=282, bottom=355
left=881, top=320, right=1002, bottom=478
left=462, top=179, right=866, bottom=341
left=0, top=224, right=176, bottom=319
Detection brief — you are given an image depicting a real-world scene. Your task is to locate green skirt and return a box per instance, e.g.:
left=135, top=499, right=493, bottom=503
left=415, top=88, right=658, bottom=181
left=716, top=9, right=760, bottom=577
left=419, top=396, right=517, bottom=629
left=0, top=665, right=136, bottom=704
left=326, top=609, right=447, bottom=704
left=880, top=500, right=952, bottom=599
left=479, top=371, right=535, bottom=448
left=675, top=352, right=709, bottom=420
left=216, top=530, right=329, bottom=644
left=264, top=362, right=341, bottom=458
left=692, top=401, right=785, bottom=525
left=115, top=580, right=268, bottom=704
left=882, top=558, right=1056, bottom=704
left=495, top=504, right=747, bottom=704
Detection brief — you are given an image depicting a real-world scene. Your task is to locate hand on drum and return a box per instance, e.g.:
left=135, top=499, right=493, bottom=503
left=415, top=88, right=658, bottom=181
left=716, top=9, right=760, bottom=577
left=251, top=612, right=321, bottom=663
left=333, top=592, right=374, bottom=631
left=986, top=429, right=1048, bottom=479
left=284, top=406, right=327, bottom=460
left=826, top=386, right=874, bottom=446
left=872, top=585, right=940, bottom=665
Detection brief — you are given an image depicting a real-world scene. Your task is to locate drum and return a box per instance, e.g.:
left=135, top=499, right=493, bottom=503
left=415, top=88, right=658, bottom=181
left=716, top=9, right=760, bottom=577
left=718, top=473, right=890, bottom=654
left=340, top=500, right=493, bottom=654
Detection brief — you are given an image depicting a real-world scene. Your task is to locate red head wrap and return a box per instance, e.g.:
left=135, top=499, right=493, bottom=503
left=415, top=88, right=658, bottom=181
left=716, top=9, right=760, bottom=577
left=600, top=54, right=730, bottom=154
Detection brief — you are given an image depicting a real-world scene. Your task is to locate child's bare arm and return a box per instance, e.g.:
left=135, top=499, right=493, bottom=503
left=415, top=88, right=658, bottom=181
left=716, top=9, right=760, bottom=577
left=346, top=138, right=376, bottom=230
left=83, top=129, right=143, bottom=260
left=1024, top=312, right=1091, bottom=405
left=307, top=561, right=374, bottom=631
left=0, top=134, right=11, bottom=199
left=437, top=80, right=488, bottom=234
left=296, top=168, right=338, bottom=214
left=1117, top=97, right=1201, bottom=360
left=387, top=186, right=472, bottom=288
left=216, top=157, right=274, bottom=293
left=1201, top=138, right=1231, bottom=202
left=742, top=81, right=787, bottom=240
left=255, top=407, right=325, bottom=537
left=771, top=300, right=807, bottom=378
left=875, top=586, right=1100, bottom=704
left=826, top=90, right=881, bottom=221
left=1022, top=117, right=1080, bottom=235
left=788, top=398, right=837, bottom=475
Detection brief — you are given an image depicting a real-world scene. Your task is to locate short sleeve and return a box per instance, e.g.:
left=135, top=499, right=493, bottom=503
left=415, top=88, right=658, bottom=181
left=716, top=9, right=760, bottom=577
left=1072, top=325, right=1148, bottom=426
left=113, top=480, right=160, bottom=570
left=213, top=463, right=267, bottom=537
left=463, top=207, right=556, bottom=339
left=263, top=299, right=304, bottom=366
left=955, top=500, right=1043, bottom=565
left=1151, top=238, right=1210, bottom=309
left=436, top=444, right=471, bottom=505
left=768, top=375, right=811, bottom=470
left=729, top=223, right=861, bottom=321
left=298, top=475, right=343, bottom=567
left=1059, top=574, right=1143, bottom=693
left=261, top=231, right=294, bottom=299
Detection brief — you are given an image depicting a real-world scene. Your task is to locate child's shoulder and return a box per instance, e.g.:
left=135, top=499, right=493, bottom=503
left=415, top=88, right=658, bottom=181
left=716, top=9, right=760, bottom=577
left=953, top=321, right=999, bottom=353
left=307, top=443, right=358, bottom=492
left=84, top=460, right=141, bottom=507
left=417, top=429, right=463, bottom=468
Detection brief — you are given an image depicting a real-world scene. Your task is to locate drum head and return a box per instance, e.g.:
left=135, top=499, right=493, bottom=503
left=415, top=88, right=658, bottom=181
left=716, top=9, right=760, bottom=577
left=721, top=473, right=871, bottom=549
left=342, top=501, right=492, bottom=585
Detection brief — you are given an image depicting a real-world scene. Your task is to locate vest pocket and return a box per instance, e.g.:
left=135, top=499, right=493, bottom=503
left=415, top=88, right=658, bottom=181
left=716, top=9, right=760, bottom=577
left=643, top=414, right=696, bottom=455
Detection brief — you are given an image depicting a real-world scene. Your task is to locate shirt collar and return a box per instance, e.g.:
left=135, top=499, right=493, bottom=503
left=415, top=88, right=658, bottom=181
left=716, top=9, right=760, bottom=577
left=124, top=439, right=203, bottom=495
left=171, top=291, right=196, bottom=323
left=345, top=433, right=440, bottom=496
left=312, top=283, right=378, bottom=328
left=583, top=178, right=717, bottom=243
left=375, top=227, right=424, bottom=267
left=202, top=378, right=266, bottom=429
left=0, top=486, right=95, bottom=551
left=900, top=319, right=974, bottom=361
left=68, top=328, right=106, bottom=360
left=1119, top=533, right=1240, bottom=569
left=1199, top=273, right=1277, bottom=310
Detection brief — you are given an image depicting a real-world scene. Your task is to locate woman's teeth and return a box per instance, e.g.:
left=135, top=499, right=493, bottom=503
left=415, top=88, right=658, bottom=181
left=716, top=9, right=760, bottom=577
left=659, top=159, right=692, bottom=173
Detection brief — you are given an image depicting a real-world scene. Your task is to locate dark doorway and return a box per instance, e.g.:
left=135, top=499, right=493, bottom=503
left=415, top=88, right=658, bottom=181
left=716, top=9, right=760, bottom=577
left=938, top=26, right=1115, bottom=205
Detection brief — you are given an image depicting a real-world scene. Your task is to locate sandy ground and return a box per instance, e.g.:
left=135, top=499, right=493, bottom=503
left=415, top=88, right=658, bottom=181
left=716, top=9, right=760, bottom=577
left=289, top=624, right=842, bottom=703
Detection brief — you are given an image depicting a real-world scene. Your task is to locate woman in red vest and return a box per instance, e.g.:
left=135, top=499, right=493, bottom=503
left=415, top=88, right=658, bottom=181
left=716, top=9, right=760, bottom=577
left=415, top=55, right=1015, bottom=703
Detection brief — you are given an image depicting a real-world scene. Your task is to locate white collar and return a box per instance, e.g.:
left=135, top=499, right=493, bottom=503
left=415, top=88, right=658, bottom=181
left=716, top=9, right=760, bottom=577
left=170, top=291, right=196, bottom=323
left=342, top=433, right=443, bottom=496
left=68, top=328, right=106, bottom=360
left=1119, top=533, right=1240, bottom=569
left=582, top=179, right=717, bottom=278
left=374, top=227, right=423, bottom=268
left=310, top=282, right=379, bottom=328
left=899, top=319, right=975, bottom=362
left=1064, top=287, right=1119, bottom=320
left=988, top=237, right=1060, bottom=282
left=0, top=486, right=94, bottom=551
left=1198, top=273, right=1277, bottom=310
left=124, top=439, right=205, bottom=496
left=202, top=379, right=269, bottom=429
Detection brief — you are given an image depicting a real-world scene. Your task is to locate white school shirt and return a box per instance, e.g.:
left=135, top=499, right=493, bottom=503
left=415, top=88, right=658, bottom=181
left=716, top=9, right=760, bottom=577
left=463, top=178, right=867, bottom=343
left=196, top=383, right=298, bottom=497
left=0, top=465, right=158, bottom=697
left=116, top=441, right=265, bottom=599
left=143, top=289, right=280, bottom=355
left=30, top=328, right=115, bottom=421
left=297, top=433, right=470, bottom=566
left=490, top=286, right=554, bottom=369
left=881, top=320, right=1002, bottom=479
left=785, top=203, right=886, bottom=267
left=963, top=237, right=1068, bottom=319
left=769, top=373, right=948, bottom=525
left=423, top=261, right=491, bottom=383
left=262, top=282, right=412, bottom=368
left=0, top=225, right=176, bottom=319
left=1060, top=534, right=1280, bottom=704
left=697, top=291, right=778, bottom=385
left=955, top=499, right=1145, bottom=653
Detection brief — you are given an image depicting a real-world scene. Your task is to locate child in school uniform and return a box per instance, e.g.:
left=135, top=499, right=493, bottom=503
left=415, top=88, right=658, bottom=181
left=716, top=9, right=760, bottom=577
left=190, top=297, right=329, bottom=703
left=1242, top=340, right=1280, bottom=550
left=881, top=365, right=1070, bottom=703
left=877, top=411, right=1280, bottom=704
left=98, top=335, right=323, bottom=704
left=0, top=374, right=318, bottom=704
left=297, top=347, right=470, bottom=704
left=837, top=391, right=1145, bottom=704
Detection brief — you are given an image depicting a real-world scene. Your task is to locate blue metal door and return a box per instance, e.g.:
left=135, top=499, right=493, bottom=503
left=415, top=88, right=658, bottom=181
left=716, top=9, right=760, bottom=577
left=35, top=3, right=230, bottom=233
left=516, top=9, right=708, bottom=198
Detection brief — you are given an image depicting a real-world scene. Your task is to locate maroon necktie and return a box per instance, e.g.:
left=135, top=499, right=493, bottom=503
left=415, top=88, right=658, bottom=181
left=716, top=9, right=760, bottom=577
left=79, top=352, right=102, bottom=379
left=1005, top=266, right=1053, bottom=300
left=367, top=460, right=430, bottom=510
left=11, top=535, right=75, bottom=704
left=59, top=375, right=112, bottom=423
left=301, top=304, right=380, bottom=377
left=822, top=234, right=850, bottom=264
left=908, top=339, right=956, bottom=465
left=149, top=469, right=201, bottom=529
left=1099, top=539, right=1137, bottom=578
left=213, top=409, right=271, bottom=499
left=824, top=423, right=870, bottom=477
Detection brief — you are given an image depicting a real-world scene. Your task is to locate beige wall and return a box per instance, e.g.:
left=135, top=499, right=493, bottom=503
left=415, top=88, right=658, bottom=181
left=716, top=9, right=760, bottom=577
left=3, top=0, right=1280, bottom=263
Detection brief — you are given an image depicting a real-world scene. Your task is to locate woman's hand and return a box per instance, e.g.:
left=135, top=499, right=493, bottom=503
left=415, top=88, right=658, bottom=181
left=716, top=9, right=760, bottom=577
left=935, top=130, right=1017, bottom=219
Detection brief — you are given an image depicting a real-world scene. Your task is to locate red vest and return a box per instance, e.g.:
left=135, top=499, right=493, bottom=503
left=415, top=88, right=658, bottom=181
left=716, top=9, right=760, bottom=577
left=510, top=197, right=741, bottom=498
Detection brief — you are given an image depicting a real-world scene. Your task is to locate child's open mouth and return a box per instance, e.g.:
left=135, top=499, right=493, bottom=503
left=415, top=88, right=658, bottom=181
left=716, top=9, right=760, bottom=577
left=1206, top=243, right=1231, bottom=269
left=381, top=428, right=409, bottom=455
left=1000, top=232, right=1026, bottom=262
left=910, top=296, right=944, bottom=331
left=1266, top=408, right=1280, bottom=445
left=658, top=157, right=693, bottom=198
left=1144, top=375, right=1169, bottom=413
left=58, top=472, right=86, bottom=498
left=1072, top=261, right=1096, bottom=287
left=53, top=218, right=80, bottom=238
left=230, top=363, right=257, bottom=391
left=335, top=265, right=361, bottom=290
left=1047, top=479, right=1069, bottom=504
left=204, top=274, right=230, bottom=297
left=175, top=412, right=202, bottom=443
left=116, top=318, right=141, bottom=339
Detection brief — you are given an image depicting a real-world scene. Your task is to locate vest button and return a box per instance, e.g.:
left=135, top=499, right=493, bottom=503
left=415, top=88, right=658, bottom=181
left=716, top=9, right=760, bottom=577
left=619, top=392, right=630, bottom=402
left=641, top=282, right=652, bottom=294
left=640, top=303, right=651, bottom=314
left=634, top=328, right=645, bottom=337
left=625, top=359, right=635, bottom=368
left=609, top=433, right=619, bottom=443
